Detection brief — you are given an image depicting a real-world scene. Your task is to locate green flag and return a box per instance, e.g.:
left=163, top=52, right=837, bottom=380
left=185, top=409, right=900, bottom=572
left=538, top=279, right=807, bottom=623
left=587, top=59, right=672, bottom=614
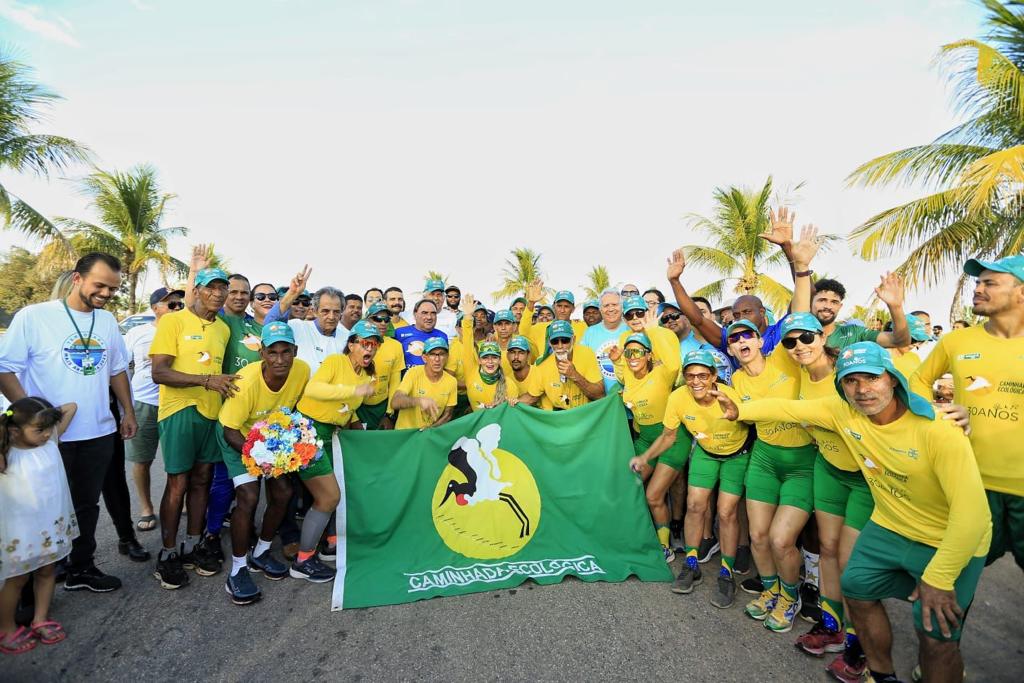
left=331, top=396, right=672, bottom=609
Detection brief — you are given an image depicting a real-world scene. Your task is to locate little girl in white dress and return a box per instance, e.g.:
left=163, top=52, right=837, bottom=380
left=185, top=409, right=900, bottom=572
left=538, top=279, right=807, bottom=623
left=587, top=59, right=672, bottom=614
left=0, top=398, right=78, bottom=655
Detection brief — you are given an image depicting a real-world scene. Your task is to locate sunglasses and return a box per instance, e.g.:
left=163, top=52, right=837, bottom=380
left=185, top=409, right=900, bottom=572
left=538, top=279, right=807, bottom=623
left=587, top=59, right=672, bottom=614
left=550, top=337, right=572, bottom=346
left=620, top=290, right=639, bottom=296
left=370, top=315, right=390, bottom=324
left=623, top=347, right=648, bottom=359
left=660, top=312, right=682, bottom=324
left=727, top=330, right=758, bottom=344
left=252, top=293, right=279, bottom=302
left=781, top=331, right=820, bottom=349
left=165, top=300, right=184, bottom=310
left=446, top=293, right=460, bottom=298
left=684, top=372, right=712, bottom=382
left=624, top=310, right=645, bottom=321
left=294, top=298, right=312, bottom=306
left=357, top=338, right=379, bottom=351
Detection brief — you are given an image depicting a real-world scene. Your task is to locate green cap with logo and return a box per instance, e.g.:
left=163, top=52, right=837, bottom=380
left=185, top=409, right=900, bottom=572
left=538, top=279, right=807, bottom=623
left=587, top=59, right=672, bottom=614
left=780, top=312, right=822, bottom=337
left=507, top=335, right=531, bottom=352
left=834, top=342, right=934, bottom=419
left=195, top=268, right=231, bottom=287
left=424, top=278, right=445, bottom=293
left=536, top=320, right=574, bottom=365
left=261, top=321, right=295, bottom=347
left=349, top=320, right=382, bottom=341
left=477, top=341, right=501, bottom=358
left=423, top=336, right=449, bottom=354
left=683, top=349, right=717, bottom=371
left=553, top=290, right=575, bottom=305
left=512, top=296, right=528, bottom=307
left=623, top=332, right=652, bottom=350
left=964, top=254, right=1024, bottom=282
left=493, top=309, right=516, bottom=324
left=623, top=295, right=647, bottom=315
left=726, top=319, right=760, bottom=337
left=365, top=301, right=389, bottom=318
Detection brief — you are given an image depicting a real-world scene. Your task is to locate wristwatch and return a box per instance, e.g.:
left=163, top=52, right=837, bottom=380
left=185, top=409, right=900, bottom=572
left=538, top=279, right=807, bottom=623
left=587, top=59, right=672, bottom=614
left=794, top=269, right=814, bottom=278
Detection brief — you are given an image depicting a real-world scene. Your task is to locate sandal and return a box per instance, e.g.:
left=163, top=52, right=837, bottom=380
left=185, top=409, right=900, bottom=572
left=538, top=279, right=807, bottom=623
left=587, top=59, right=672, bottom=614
left=0, top=626, right=38, bottom=654
left=136, top=514, right=158, bottom=532
left=30, top=621, right=66, bottom=645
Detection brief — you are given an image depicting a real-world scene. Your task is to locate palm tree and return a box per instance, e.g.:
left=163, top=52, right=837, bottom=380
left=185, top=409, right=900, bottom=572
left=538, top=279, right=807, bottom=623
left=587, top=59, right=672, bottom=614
left=682, top=177, right=833, bottom=313
left=0, top=52, right=90, bottom=254
left=847, top=0, right=1024, bottom=310
left=492, top=247, right=551, bottom=301
left=581, top=265, right=611, bottom=299
left=55, top=165, right=187, bottom=312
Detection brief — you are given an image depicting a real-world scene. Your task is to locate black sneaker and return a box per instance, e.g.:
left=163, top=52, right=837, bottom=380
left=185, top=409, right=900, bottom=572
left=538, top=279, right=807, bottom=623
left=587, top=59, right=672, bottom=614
left=740, top=576, right=764, bottom=595
left=734, top=544, right=752, bottom=575
left=289, top=556, right=336, bottom=583
left=154, top=550, right=190, bottom=589
left=711, top=574, right=736, bottom=608
left=697, top=536, right=720, bottom=563
left=799, top=583, right=821, bottom=623
left=117, top=538, right=151, bottom=562
left=64, top=565, right=122, bottom=593
left=182, top=540, right=222, bottom=577
left=202, top=532, right=225, bottom=564
left=670, top=564, right=702, bottom=594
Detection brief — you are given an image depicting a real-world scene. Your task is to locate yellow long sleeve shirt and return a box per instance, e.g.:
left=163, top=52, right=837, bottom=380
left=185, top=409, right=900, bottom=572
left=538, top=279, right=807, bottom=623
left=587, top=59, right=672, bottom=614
left=798, top=368, right=859, bottom=472
left=364, top=337, right=405, bottom=408
left=738, top=395, right=992, bottom=590
left=296, top=353, right=374, bottom=426
left=732, top=347, right=811, bottom=448
left=613, top=325, right=683, bottom=428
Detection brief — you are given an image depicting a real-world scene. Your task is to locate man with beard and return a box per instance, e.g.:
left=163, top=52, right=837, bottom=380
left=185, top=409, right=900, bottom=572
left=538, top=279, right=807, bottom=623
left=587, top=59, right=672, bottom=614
left=519, top=321, right=604, bottom=410
left=341, top=293, right=363, bottom=339
left=809, top=278, right=910, bottom=351
left=384, top=286, right=410, bottom=328
left=582, top=299, right=602, bottom=327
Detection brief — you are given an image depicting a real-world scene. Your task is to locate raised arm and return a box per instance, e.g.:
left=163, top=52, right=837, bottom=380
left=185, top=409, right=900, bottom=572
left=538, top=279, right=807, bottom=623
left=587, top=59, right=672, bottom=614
left=461, top=294, right=480, bottom=368
left=183, top=244, right=213, bottom=309
left=873, top=273, right=910, bottom=348
left=666, top=248, right=724, bottom=343
left=788, top=223, right=821, bottom=313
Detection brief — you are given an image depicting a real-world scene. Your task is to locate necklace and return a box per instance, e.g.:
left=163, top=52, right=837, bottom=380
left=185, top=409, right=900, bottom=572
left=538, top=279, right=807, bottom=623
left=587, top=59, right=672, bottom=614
left=63, top=299, right=98, bottom=376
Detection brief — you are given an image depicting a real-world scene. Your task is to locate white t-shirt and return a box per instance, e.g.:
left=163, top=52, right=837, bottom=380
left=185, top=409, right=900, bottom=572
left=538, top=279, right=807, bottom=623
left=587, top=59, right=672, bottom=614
left=435, top=309, right=458, bottom=340
left=0, top=300, right=129, bottom=442
left=124, top=322, right=159, bottom=406
left=287, top=319, right=347, bottom=376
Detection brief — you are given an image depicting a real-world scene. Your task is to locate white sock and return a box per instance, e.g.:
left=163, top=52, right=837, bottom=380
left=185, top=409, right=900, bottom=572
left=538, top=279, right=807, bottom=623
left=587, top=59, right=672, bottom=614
left=184, top=534, right=200, bottom=554
left=803, top=550, right=820, bottom=588
left=230, top=555, right=248, bottom=577
left=253, top=538, right=272, bottom=558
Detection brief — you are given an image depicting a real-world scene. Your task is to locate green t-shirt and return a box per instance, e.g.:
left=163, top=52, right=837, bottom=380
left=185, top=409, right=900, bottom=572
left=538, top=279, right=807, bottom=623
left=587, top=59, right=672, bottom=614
left=825, top=324, right=879, bottom=351
left=219, top=312, right=263, bottom=374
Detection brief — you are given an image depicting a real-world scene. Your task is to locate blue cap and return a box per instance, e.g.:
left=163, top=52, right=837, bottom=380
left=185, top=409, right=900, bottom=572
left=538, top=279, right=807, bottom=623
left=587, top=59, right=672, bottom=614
left=657, top=302, right=681, bottom=316
left=780, top=312, right=823, bottom=337
left=195, top=268, right=230, bottom=287
left=365, top=301, right=389, bottom=318
left=423, top=336, right=449, bottom=354
left=547, top=320, right=574, bottom=340
left=834, top=342, right=934, bottom=419
left=964, top=254, right=1024, bottom=282
left=507, top=335, right=531, bottom=352
left=348, top=320, right=382, bottom=341
left=623, top=295, right=647, bottom=314
left=683, top=349, right=717, bottom=370
left=553, top=290, right=575, bottom=305
left=623, top=332, right=652, bottom=350
left=424, top=278, right=445, bottom=292
left=907, top=314, right=934, bottom=343
left=726, top=319, right=760, bottom=337
left=149, top=287, right=184, bottom=307
left=277, top=286, right=311, bottom=298
left=583, top=298, right=600, bottom=311
left=260, top=321, right=295, bottom=347
left=493, top=309, right=516, bottom=324
left=473, top=302, right=487, bottom=313
left=536, top=303, right=554, bottom=314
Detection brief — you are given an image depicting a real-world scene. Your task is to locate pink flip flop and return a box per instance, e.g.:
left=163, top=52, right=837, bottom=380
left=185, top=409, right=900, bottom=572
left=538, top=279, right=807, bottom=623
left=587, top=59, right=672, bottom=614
left=0, top=626, right=38, bottom=654
left=30, top=621, right=66, bottom=645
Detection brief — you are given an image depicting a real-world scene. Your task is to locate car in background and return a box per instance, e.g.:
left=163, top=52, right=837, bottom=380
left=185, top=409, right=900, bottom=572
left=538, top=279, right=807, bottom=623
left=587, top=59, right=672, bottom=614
left=119, top=314, right=154, bottom=335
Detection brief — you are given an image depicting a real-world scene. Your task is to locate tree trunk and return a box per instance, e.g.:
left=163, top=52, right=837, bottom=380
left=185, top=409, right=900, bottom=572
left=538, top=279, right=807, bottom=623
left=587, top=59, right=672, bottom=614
left=128, top=270, right=139, bottom=314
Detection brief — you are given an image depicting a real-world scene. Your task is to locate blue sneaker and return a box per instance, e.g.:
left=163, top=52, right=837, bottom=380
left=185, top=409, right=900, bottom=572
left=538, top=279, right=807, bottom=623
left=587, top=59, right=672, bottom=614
left=250, top=550, right=288, bottom=580
left=289, top=556, right=336, bottom=583
left=224, top=567, right=261, bottom=605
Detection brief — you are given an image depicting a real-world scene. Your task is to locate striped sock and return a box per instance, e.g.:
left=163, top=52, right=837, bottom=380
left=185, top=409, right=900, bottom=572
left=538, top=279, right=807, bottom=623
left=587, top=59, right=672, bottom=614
left=761, top=574, right=779, bottom=594
left=656, top=525, right=671, bottom=548
left=720, top=555, right=735, bottom=578
left=821, top=597, right=844, bottom=632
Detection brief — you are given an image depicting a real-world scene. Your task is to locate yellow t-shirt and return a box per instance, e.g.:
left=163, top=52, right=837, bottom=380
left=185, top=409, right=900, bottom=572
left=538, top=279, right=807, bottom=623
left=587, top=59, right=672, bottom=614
left=149, top=309, right=231, bottom=420
left=392, top=317, right=410, bottom=329
left=519, top=316, right=588, bottom=355
left=297, top=353, right=374, bottom=426
left=731, top=346, right=811, bottom=447
left=527, top=345, right=602, bottom=410
left=910, top=325, right=1024, bottom=496
left=738, top=395, right=992, bottom=591
left=664, top=383, right=749, bottom=456
left=365, top=337, right=405, bottom=407
left=218, top=360, right=310, bottom=434
left=394, top=365, right=458, bottom=429
left=798, top=368, right=859, bottom=472
left=890, top=349, right=922, bottom=378
left=444, top=338, right=466, bottom=388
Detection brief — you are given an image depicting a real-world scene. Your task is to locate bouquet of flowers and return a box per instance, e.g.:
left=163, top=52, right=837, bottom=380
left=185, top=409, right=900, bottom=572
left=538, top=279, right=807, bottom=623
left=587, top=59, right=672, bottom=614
left=241, top=408, right=324, bottom=479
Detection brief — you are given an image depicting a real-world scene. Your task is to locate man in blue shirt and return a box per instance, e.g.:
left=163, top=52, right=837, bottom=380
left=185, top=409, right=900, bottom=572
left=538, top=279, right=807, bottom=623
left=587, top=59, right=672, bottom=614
left=394, top=299, right=448, bottom=368
left=658, top=302, right=732, bottom=384
left=580, top=289, right=629, bottom=395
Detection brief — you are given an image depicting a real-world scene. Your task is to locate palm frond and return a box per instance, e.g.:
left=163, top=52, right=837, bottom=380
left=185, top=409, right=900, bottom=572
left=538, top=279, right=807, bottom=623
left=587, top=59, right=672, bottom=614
left=846, top=143, right=997, bottom=189
left=681, top=245, right=741, bottom=276
left=756, top=273, right=795, bottom=314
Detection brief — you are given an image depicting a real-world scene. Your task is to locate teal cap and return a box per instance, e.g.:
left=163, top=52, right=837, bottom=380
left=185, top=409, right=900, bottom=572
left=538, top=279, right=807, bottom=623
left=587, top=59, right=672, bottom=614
left=583, top=298, right=600, bottom=311
left=683, top=349, right=717, bottom=371
left=277, top=285, right=310, bottom=298
left=493, top=310, right=516, bottom=324
left=195, top=268, right=230, bottom=287
left=348, top=320, right=382, bottom=341
left=536, top=303, right=554, bottom=314
left=964, top=254, right=1024, bottom=282
left=553, top=290, right=575, bottom=305
left=623, top=332, right=652, bottom=350
left=765, top=307, right=777, bottom=325
left=478, top=341, right=501, bottom=358
left=907, top=314, right=934, bottom=343
left=834, top=342, right=934, bottom=419
left=780, top=312, right=823, bottom=337
left=260, top=321, right=295, bottom=347
left=423, top=336, right=449, bottom=354
left=473, top=302, right=487, bottom=313
left=726, top=319, right=760, bottom=337
left=623, top=295, right=647, bottom=314
left=424, top=278, right=445, bottom=292
left=365, top=301, right=389, bottom=318
left=507, top=335, right=531, bottom=352
left=547, top=320, right=574, bottom=340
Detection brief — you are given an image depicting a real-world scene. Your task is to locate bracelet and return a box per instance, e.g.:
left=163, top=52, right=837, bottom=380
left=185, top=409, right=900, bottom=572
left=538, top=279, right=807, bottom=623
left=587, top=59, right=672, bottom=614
left=203, top=375, right=210, bottom=389
left=794, top=269, right=814, bottom=278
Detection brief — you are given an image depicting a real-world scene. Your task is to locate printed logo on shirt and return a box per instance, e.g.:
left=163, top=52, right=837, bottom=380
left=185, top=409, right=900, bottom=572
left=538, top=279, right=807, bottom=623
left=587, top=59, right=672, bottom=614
left=968, top=402, right=1020, bottom=422
left=964, top=375, right=994, bottom=396
left=957, top=353, right=981, bottom=360
left=62, top=332, right=108, bottom=375
left=241, top=334, right=261, bottom=352
left=996, top=380, right=1024, bottom=396
left=183, top=334, right=203, bottom=341
left=844, top=428, right=863, bottom=441
left=408, top=340, right=425, bottom=358
left=196, top=351, right=212, bottom=366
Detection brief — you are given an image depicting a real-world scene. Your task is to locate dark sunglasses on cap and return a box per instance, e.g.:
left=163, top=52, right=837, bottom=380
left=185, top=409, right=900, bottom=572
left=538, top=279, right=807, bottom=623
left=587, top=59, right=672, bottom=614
left=165, top=300, right=184, bottom=310
left=370, top=315, right=390, bottom=324
left=781, top=331, right=821, bottom=349
left=660, top=312, right=682, bottom=324
left=294, top=297, right=312, bottom=306
left=550, top=337, right=572, bottom=346
left=252, top=292, right=279, bottom=302
left=624, top=310, right=645, bottom=321
left=727, top=330, right=758, bottom=344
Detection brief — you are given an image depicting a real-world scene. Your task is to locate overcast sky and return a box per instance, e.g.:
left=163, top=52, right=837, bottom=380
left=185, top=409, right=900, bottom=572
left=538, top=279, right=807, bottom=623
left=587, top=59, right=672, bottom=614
left=1, top=0, right=988, bottom=321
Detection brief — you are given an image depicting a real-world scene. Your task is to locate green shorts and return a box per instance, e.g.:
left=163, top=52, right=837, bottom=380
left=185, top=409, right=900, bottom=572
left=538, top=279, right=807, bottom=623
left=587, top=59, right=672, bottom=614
left=214, top=427, right=255, bottom=486
left=814, top=453, right=874, bottom=531
left=688, top=443, right=750, bottom=496
left=986, top=490, right=1024, bottom=569
left=158, top=406, right=221, bottom=475
left=125, top=401, right=160, bottom=464
left=634, top=422, right=690, bottom=471
left=299, top=419, right=336, bottom=481
left=356, top=401, right=389, bottom=430
left=744, top=440, right=817, bottom=512
left=842, top=521, right=985, bottom=642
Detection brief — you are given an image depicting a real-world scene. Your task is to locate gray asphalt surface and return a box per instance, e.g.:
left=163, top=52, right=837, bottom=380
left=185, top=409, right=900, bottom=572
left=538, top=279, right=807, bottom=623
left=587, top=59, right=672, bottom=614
left=5, top=464, right=1022, bottom=682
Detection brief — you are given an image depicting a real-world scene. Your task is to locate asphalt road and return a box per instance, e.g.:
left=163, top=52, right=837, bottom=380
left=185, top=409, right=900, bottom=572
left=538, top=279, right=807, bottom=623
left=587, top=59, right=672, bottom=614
left=5, top=465, right=1022, bottom=682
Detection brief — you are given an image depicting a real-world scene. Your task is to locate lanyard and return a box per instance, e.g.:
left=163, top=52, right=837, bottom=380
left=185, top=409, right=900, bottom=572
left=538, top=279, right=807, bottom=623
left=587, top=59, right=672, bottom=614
left=63, top=299, right=98, bottom=374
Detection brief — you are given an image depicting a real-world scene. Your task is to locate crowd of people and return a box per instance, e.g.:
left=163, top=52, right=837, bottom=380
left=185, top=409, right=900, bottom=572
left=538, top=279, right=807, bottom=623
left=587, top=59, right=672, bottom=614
left=0, top=210, right=1020, bottom=683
